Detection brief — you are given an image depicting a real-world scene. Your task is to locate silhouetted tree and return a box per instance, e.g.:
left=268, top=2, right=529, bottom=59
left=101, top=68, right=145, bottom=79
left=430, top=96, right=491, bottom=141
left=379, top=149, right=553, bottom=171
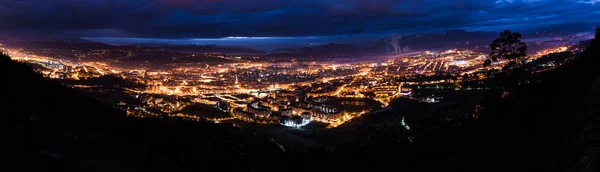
left=483, top=59, right=492, bottom=67
left=0, top=52, right=11, bottom=65
left=485, top=30, right=527, bottom=69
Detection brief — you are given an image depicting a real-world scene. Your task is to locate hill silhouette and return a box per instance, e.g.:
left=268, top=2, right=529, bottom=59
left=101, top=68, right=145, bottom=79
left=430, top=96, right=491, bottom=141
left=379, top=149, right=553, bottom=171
left=161, top=44, right=265, bottom=54
left=265, top=27, right=600, bottom=172
left=275, top=43, right=359, bottom=55
left=273, top=30, right=496, bottom=55
left=2, top=54, right=281, bottom=171
left=467, top=26, right=600, bottom=172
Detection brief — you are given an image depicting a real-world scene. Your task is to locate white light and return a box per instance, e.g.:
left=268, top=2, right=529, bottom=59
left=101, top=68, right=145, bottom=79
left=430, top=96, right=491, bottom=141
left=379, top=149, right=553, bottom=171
left=281, top=119, right=311, bottom=128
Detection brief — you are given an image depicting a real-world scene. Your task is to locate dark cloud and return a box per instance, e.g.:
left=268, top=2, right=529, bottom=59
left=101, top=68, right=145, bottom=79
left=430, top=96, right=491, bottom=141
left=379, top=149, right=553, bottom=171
left=0, top=0, right=598, bottom=38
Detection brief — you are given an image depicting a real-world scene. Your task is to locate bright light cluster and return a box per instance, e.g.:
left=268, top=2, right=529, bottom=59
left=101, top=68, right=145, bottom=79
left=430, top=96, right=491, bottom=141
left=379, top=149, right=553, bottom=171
left=281, top=118, right=311, bottom=128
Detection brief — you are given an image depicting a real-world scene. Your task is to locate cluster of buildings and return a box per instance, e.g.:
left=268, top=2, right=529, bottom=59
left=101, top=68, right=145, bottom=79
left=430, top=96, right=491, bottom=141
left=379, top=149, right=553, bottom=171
left=137, top=95, right=189, bottom=113
left=228, top=92, right=345, bottom=126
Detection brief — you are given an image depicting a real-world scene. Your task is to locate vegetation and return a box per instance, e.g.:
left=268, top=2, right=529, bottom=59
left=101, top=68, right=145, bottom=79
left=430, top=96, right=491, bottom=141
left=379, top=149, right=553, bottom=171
left=484, top=30, right=528, bottom=70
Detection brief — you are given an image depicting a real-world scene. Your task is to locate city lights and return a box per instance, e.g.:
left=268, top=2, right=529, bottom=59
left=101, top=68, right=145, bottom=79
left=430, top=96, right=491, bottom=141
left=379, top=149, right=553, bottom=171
left=0, top=42, right=579, bottom=128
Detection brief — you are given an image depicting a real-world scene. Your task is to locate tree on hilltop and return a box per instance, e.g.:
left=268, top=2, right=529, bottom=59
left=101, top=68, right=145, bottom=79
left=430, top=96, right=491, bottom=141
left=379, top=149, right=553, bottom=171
left=484, top=30, right=527, bottom=70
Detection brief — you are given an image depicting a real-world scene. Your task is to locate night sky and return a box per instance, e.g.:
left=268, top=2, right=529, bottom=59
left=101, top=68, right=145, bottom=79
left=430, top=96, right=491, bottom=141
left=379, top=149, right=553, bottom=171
left=0, top=0, right=598, bottom=48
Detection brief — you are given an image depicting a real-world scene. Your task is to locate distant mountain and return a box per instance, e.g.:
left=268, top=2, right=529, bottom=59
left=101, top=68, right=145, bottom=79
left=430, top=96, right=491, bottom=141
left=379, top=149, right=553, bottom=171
left=278, top=28, right=592, bottom=56
left=3, top=41, right=235, bottom=65
left=274, top=43, right=361, bottom=55
left=161, top=44, right=264, bottom=54
left=7, top=40, right=115, bottom=50
left=274, top=30, right=497, bottom=55
left=523, top=22, right=600, bottom=37
left=0, top=30, right=92, bottom=42
left=378, top=30, right=497, bottom=52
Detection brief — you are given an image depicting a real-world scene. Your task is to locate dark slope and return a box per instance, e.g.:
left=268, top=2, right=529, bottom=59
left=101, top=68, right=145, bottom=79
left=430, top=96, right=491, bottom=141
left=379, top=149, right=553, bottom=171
left=547, top=28, right=600, bottom=171
left=472, top=27, right=600, bottom=172
left=268, top=28, right=600, bottom=172
left=2, top=54, right=280, bottom=171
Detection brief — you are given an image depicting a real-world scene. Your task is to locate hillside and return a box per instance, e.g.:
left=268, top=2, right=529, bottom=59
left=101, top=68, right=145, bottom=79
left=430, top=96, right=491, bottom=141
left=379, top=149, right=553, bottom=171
left=2, top=54, right=280, bottom=171
left=268, top=28, right=600, bottom=172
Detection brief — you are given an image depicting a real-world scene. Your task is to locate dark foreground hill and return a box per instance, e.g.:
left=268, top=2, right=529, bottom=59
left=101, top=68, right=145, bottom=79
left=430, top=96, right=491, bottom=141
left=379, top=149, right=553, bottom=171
left=269, top=28, right=600, bottom=172
left=1, top=54, right=282, bottom=171
left=468, top=28, right=600, bottom=172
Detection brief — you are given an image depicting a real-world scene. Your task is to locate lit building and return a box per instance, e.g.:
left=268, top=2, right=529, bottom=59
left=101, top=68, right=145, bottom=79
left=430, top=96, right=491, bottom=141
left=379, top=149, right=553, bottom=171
left=233, top=108, right=256, bottom=122
left=372, top=85, right=400, bottom=97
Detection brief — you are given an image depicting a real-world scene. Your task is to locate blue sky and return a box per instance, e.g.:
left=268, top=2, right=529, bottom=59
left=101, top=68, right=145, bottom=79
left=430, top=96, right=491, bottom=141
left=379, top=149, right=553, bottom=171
left=0, top=0, right=598, bottom=48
